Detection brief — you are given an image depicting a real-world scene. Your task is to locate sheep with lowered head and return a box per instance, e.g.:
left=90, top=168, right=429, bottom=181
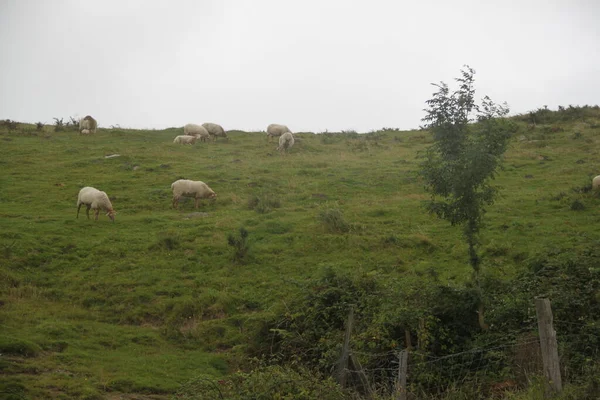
left=171, top=179, right=217, bottom=209
left=267, top=124, right=291, bottom=141
left=202, top=122, right=228, bottom=141
left=277, top=131, right=295, bottom=154
left=173, top=135, right=198, bottom=144
left=77, top=186, right=116, bottom=221
left=183, top=124, right=210, bottom=142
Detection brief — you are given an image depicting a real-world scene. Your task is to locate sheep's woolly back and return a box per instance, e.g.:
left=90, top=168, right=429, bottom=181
left=77, top=187, right=114, bottom=211
left=171, top=179, right=216, bottom=198
left=173, top=135, right=197, bottom=144
left=593, top=175, right=600, bottom=190
left=267, top=124, right=291, bottom=137
left=202, top=122, right=226, bottom=137
left=278, top=132, right=295, bottom=152
left=184, top=124, right=209, bottom=137
left=79, top=115, right=98, bottom=132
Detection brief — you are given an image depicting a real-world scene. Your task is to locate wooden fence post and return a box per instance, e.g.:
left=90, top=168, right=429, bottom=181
left=535, top=298, right=562, bottom=397
left=336, top=307, right=354, bottom=387
left=395, top=349, right=409, bottom=400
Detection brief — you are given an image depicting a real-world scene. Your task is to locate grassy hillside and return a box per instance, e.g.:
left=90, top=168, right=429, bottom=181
left=1, top=108, right=600, bottom=399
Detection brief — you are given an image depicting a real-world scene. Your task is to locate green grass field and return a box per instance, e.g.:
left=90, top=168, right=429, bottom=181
left=1, top=111, right=600, bottom=399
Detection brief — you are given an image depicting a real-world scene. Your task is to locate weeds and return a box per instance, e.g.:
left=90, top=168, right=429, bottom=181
left=227, top=227, right=250, bottom=263
left=53, top=117, right=64, bottom=132
left=247, top=191, right=281, bottom=214
left=318, top=207, right=350, bottom=233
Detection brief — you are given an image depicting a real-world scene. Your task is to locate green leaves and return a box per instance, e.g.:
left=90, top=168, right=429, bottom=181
left=420, top=66, right=512, bottom=270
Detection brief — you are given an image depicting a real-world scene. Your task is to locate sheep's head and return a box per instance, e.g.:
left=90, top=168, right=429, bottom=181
left=107, top=210, right=116, bottom=222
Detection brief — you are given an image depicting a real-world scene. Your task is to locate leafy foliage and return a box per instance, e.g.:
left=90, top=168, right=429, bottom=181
left=420, top=66, right=514, bottom=274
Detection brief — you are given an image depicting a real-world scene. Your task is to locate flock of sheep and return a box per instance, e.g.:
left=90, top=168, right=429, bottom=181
left=75, top=117, right=295, bottom=222
left=173, top=123, right=295, bottom=154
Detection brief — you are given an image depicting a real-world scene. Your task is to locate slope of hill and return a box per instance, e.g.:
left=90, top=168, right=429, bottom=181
left=1, top=108, right=599, bottom=399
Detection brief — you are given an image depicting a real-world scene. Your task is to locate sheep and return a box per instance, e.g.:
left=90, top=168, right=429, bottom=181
left=184, top=123, right=210, bottom=142
left=173, top=135, right=198, bottom=144
left=267, top=124, right=291, bottom=141
left=171, top=179, right=217, bottom=209
left=80, top=129, right=91, bottom=135
left=77, top=186, right=116, bottom=221
left=593, top=175, right=600, bottom=191
left=202, top=122, right=228, bottom=141
left=79, top=115, right=98, bottom=134
left=277, top=131, right=295, bottom=154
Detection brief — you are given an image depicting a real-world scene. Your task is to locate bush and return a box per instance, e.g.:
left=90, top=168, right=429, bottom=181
left=247, top=191, right=281, bottom=214
left=318, top=207, right=350, bottom=233
left=227, top=227, right=250, bottom=263
left=53, top=117, right=64, bottom=132
left=175, top=365, right=347, bottom=399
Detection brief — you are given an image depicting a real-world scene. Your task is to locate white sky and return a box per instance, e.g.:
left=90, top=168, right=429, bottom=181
left=1, top=0, right=599, bottom=132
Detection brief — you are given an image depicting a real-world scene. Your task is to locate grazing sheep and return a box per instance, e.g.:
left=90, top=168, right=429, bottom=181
left=277, top=131, right=295, bottom=154
left=183, top=123, right=210, bottom=142
left=79, top=115, right=97, bottom=134
left=77, top=187, right=116, bottom=221
left=593, top=175, right=600, bottom=191
left=267, top=124, right=291, bottom=141
left=171, top=179, right=217, bottom=209
left=173, top=135, right=198, bottom=144
left=202, top=122, right=228, bottom=141
left=80, top=129, right=91, bottom=135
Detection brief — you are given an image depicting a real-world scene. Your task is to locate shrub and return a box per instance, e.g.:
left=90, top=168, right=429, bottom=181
left=318, top=207, right=350, bottom=233
left=36, top=122, right=44, bottom=131
left=53, top=117, right=64, bottom=132
left=570, top=199, right=585, bottom=211
left=227, top=227, right=250, bottom=263
left=247, top=191, right=281, bottom=214
left=175, top=365, right=347, bottom=399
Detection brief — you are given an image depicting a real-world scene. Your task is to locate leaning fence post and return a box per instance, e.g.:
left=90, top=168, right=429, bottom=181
left=336, top=307, right=354, bottom=387
left=535, top=298, right=562, bottom=397
left=395, top=349, right=409, bottom=400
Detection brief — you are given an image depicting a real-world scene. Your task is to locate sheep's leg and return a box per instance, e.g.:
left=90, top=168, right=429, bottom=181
left=86, top=205, right=91, bottom=219
left=77, top=203, right=82, bottom=218
left=94, top=209, right=100, bottom=221
left=172, top=196, right=178, bottom=209
left=194, top=198, right=199, bottom=209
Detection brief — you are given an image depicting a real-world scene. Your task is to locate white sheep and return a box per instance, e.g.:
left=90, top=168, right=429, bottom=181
left=277, top=131, right=295, bottom=154
left=267, top=124, right=291, bottom=141
left=173, top=135, right=198, bottom=144
left=183, top=124, right=210, bottom=142
left=80, top=129, right=91, bottom=135
left=79, top=115, right=97, bottom=134
left=77, top=187, right=116, bottom=221
left=202, top=122, right=228, bottom=141
left=593, top=175, right=600, bottom=191
left=171, top=179, right=217, bottom=209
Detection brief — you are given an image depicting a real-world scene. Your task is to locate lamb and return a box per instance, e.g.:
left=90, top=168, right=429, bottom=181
left=79, top=115, right=98, bottom=134
left=183, top=123, right=210, bottom=142
left=593, top=175, right=600, bottom=191
left=277, top=131, right=295, bottom=154
left=202, top=122, right=228, bottom=141
left=173, top=135, right=198, bottom=144
left=80, top=129, right=91, bottom=135
left=267, top=124, right=291, bottom=141
left=77, top=187, right=116, bottom=221
left=171, top=179, right=217, bottom=209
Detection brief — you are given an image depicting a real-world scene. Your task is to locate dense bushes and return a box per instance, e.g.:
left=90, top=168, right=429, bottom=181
left=249, top=245, right=600, bottom=397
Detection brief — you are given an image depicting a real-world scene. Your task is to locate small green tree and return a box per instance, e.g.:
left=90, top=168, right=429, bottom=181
left=420, top=66, right=513, bottom=328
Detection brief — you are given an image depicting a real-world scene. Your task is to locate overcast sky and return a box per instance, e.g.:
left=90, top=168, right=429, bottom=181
left=1, top=0, right=598, bottom=132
